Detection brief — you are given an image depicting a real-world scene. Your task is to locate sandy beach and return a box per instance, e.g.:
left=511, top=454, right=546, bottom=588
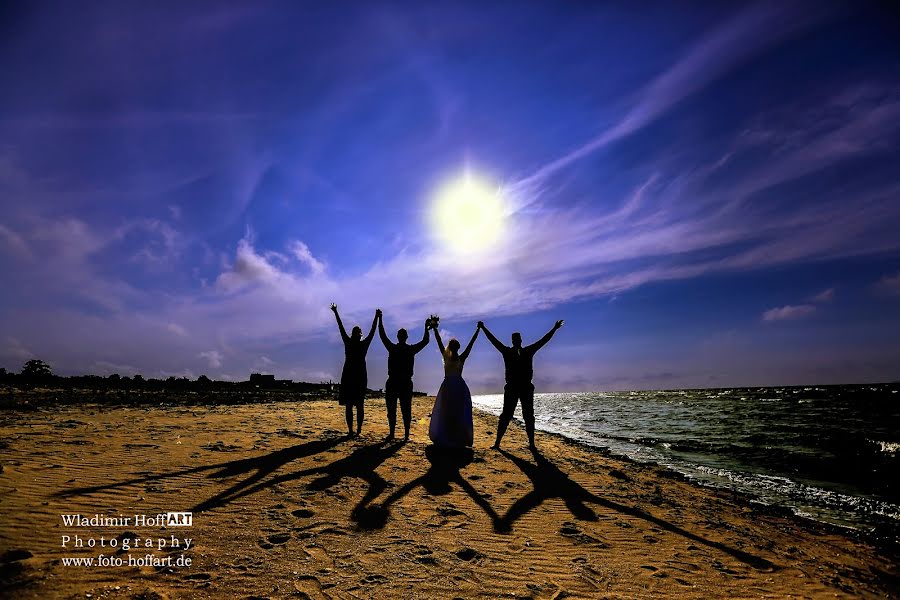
left=1, top=395, right=897, bottom=599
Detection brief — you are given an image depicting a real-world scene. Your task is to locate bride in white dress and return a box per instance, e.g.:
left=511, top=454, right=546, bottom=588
left=429, top=324, right=480, bottom=448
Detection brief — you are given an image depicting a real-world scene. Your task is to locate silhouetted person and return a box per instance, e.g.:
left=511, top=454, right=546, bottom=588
left=377, top=310, right=431, bottom=441
left=331, top=303, right=378, bottom=436
left=479, top=319, right=564, bottom=449
left=429, top=323, right=480, bottom=448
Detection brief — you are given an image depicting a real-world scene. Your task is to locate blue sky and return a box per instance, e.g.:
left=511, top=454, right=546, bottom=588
left=1, top=1, right=899, bottom=392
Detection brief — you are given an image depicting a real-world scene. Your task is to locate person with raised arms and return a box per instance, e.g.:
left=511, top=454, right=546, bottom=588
left=479, top=319, right=564, bottom=449
left=331, top=303, right=378, bottom=437
left=429, top=318, right=480, bottom=448
left=377, top=309, right=431, bottom=441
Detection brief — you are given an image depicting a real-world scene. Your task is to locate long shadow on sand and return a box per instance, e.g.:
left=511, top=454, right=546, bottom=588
left=193, top=438, right=405, bottom=513
left=353, top=445, right=500, bottom=530
left=54, top=435, right=348, bottom=503
left=499, top=448, right=777, bottom=571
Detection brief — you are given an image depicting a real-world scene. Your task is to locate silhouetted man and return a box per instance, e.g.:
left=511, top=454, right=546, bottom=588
left=377, top=310, right=431, bottom=441
left=479, top=319, right=564, bottom=449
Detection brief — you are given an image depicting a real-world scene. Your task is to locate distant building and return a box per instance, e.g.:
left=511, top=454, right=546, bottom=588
left=249, top=373, right=275, bottom=385
left=248, top=373, right=293, bottom=388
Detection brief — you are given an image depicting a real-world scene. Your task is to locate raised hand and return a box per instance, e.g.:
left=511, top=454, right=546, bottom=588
left=330, top=303, right=338, bottom=313
left=477, top=320, right=484, bottom=329
left=375, top=308, right=383, bottom=318
left=555, top=319, right=565, bottom=329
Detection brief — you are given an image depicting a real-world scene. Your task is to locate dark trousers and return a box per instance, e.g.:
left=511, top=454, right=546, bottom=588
left=385, top=378, right=413, bottom=435
left=496, top=382, right=536, bottom=445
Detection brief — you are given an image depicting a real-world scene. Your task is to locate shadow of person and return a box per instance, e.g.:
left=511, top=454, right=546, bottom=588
left=193, top=438, right=404, bottom=512
left=190, top=436, right=363, bottom=511
left=54, top=435, right=347, bottom=502
left=499, top=447, right=777, bottom=572
left=353, top=445, right=500, bottom=531
left=307, top=439, right=405, bottom=512
left=496, top=447, right=598, bottom=533
left=420, top=445, right=474, bottom=494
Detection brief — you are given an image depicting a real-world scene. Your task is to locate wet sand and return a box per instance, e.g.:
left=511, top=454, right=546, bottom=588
left=0, top=395, right=897, bottom=599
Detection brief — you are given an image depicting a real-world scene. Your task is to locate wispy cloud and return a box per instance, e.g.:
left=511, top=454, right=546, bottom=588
left=875, top=272, right=900, bottom=296
left=167, top=323, right=188, bottom=337
left=1, top=337, right=34, bottom=363
left=513, top=3, right=834, bottom=192
left=762, top=304, right=816, bottom=322
left=288, top=240, right=326, bottom=275
left=198, top=350, right=224, bottom=369
left=0, top=223, right=31, bottom=258
left=811, top=288, right=835, bottom=303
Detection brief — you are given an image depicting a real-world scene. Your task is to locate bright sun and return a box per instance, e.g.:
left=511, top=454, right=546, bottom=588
left=429, top=172, right=507, bottom=256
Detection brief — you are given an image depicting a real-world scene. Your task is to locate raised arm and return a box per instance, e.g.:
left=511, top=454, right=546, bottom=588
left=411, top=319, right=432, bottom=353
left=460, top=325, right=480, bottom=363
left=377, top=310, right=393, bottom=350
left=526, top=319, right=565, bottom=353
left=433, top=326, right=446, bottom=356
left=331, top=303, right=349, bottom=344
left=363, top=310, right=379, bottom=347
left=478, top=321, right=506, bottom=352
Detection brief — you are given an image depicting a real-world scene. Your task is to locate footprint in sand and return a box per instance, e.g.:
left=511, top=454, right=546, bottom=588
left=414, top=546, right=436, bottom=564
left=436, top=505, right=466, bottom=517
left=266, top=532, right=291, bottom=545
left=455, top=548, right=481, bottom=562
left=293, top=575, right=327, bottom=598
left=559, top=522, right=611, bottom=548
left=609, top=468, right=630, bottom=481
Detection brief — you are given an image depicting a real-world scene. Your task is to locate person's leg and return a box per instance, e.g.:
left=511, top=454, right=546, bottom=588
left=385, top=382, right=397, bottom=439
left=356, top=398, right=364, bottom=434
left=492, top=385, right=518, bottom=449
left=344, top=403, right=354, bottom=435
left=521, top=384, right=536, bottom=447
left=399, top=381, right=413, bottom=440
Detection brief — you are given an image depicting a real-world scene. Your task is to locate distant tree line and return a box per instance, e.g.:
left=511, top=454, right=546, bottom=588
left=0, top=359, right=336, bottom=394
left=0, top=359, right=426, bottom=401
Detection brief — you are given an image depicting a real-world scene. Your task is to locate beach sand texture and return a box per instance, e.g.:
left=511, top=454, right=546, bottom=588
left=1, top=397, right=897, bottom=599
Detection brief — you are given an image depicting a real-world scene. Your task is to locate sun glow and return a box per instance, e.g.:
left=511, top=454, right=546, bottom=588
left=429, top=172, right=507, bottom=256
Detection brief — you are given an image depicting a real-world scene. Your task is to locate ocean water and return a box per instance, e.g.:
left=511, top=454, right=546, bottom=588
left=473, top=383, right=900, bottom=539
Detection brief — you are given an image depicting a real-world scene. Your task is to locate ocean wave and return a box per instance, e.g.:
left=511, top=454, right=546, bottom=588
left=692, top=465, right=900, bottom=522
left=473, top=384, right=900, bottom=536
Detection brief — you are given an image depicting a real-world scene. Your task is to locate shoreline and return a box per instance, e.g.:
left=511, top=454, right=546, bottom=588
left=2, top=386, right=896, bottom=546
left=478, top=394, right=900, bottom=553
left=470, top=404, right=899, bottom=551
left=1, top=395, right=898, bottom=597
left=2, top=386, right=896, bottom=547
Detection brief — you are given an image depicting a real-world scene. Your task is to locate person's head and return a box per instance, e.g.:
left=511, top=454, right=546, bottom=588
left=448, top=338, right=460, bottom=354
left=511, top=332, right=522, bottom=347
left=397, top=328, right=408, bottom=343
left=351, top=326, right=362, bottom=341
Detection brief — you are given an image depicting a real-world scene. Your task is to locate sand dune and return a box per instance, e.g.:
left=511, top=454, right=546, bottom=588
left=0, top=396, right=897, bottom=598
